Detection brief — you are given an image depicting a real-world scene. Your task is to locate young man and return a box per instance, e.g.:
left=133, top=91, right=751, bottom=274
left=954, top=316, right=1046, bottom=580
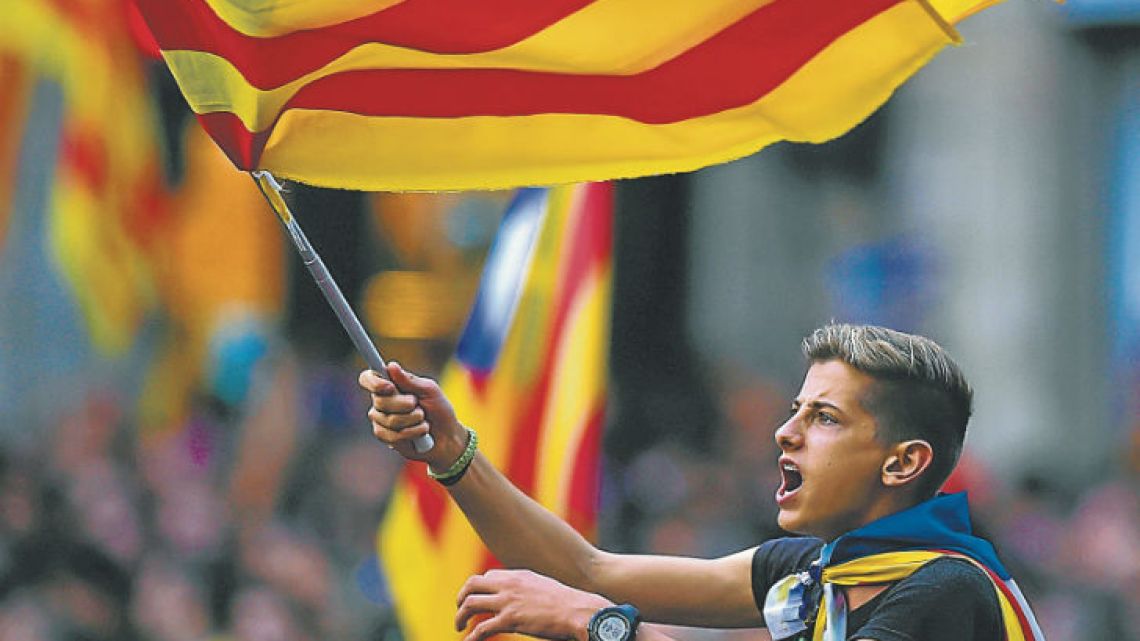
left=360, top=324, right=1044, bottom=641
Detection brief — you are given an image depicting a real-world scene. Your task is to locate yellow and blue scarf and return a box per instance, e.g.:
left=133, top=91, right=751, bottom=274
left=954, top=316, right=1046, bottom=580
left=763, top=493, right=1045, bottom=641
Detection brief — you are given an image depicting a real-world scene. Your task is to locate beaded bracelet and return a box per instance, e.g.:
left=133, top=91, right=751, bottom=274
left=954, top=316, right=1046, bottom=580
left=427, top=427, right=478, bottom=486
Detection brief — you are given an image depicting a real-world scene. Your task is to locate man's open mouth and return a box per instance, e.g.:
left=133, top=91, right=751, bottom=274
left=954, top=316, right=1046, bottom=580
left=777, top=459, right=803, bottom=499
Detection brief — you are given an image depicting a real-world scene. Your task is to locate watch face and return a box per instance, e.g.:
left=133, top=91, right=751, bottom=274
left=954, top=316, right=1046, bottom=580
left=596, top=614, right=631, bottom=641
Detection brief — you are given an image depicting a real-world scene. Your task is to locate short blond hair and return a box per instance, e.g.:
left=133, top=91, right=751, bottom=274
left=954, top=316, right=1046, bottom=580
left=803, top=324, right=973, bottom=498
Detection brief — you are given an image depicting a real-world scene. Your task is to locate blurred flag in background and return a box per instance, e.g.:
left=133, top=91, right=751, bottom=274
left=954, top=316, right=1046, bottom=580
left=378, top=183, right=613, bottom=640
left=1, top=0, right=166, bottom=356
left=134, top=0, right=1001, bottom=191
left=0, top=53, right=31, bottom=252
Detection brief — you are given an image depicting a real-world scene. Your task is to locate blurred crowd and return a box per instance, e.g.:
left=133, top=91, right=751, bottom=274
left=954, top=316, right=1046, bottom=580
left=0, top=356, right=405, bottom=641
left=1, top=356, right=1138, bottom=641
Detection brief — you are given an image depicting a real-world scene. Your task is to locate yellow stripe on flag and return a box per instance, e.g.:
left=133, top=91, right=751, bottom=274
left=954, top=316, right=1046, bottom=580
left=259, top=1, right=952, bottom=191
left=3, top=0, right=167, bottom=355
left=162, top=0, right=772, bottom=132
left=379, top=184, right=612, bottom=641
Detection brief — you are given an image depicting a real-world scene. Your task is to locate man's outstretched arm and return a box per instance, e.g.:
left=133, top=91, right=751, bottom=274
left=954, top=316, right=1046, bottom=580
left=360, top=363, right=763, bottom=628
left=454, top=569, right=686, bottom=641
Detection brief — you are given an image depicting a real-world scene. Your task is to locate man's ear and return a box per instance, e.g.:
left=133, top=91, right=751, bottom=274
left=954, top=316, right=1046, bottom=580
left=881, top=440, right=934, bottom=488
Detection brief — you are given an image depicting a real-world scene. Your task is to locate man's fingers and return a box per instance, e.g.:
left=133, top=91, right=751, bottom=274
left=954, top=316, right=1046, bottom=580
left=387, top=361, right=440, bottom=398
left=455, top=594, right=503, bottom=632
left=358, top=369, right=396, bottom=395
left=456, top=574, right=496, bottom=607
left=369, top=418, right=431, bottom=445
left=369, top=391, right=419, bottom=414
left=465, top=614, right=512, bottom=641
left=367, top=405, right=425, bottom=429
left=366, top=407, right=428, bottom=433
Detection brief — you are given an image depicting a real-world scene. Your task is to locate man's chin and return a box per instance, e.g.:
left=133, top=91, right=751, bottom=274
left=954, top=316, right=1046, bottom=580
left=776, top=510, right=803, bottom=534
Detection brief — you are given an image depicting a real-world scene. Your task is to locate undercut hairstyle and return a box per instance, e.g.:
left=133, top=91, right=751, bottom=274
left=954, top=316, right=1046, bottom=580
left=802, top=323, right=974, bottom=499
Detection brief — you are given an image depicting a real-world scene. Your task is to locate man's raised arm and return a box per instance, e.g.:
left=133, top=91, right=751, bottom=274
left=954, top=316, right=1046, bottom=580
left=359, top=362, right=763, bottom=629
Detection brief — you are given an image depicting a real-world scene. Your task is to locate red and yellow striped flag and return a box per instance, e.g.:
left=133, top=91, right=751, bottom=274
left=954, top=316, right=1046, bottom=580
left=379, top=183, right=612, bottom=640
left=134, top=0, right=1000, bottom=192
left=1, top=0, right=166, bottom=355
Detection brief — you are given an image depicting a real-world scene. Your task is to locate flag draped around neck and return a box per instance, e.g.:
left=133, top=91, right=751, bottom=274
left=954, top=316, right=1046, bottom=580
left=134, top=0, right=1002, bottom=191
left=377, top=183, right=612, bottom=640
left=816, top=493, right=1045, bottom=641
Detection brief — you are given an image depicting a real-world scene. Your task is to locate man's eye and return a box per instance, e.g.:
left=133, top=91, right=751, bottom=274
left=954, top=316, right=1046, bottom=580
left=818, top=412, right=838, bottom=425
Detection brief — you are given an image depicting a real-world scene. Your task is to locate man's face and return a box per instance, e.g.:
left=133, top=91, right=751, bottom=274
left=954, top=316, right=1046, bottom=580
left=774, top=359, right=892, bottom=540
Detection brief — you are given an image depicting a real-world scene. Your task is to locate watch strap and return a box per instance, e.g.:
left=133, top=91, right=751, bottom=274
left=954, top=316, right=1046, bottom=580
left=587, top=603, right=641, bottom=641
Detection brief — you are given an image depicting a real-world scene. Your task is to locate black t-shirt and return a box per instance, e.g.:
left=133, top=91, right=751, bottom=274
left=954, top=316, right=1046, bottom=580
left=751, top=537, right=1003, bottom=641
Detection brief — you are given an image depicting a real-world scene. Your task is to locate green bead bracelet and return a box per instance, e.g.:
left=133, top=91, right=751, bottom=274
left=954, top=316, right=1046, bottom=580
left=427, top=427, right=478, bottom=486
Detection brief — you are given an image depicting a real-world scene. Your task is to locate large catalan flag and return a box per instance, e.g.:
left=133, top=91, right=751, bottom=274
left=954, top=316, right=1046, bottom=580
left=378, top=183, right=612, bottom=640
left=134, top=0, right=1000, bottom=192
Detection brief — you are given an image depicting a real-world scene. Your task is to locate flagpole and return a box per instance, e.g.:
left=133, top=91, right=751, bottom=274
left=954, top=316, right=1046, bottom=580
left=252, top=171, right=434, bottom=453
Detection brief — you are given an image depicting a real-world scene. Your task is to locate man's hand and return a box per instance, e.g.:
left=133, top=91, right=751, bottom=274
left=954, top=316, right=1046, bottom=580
left=455, top=569, right=612, bottom=641
left=358, top=362, right=468, bottom=470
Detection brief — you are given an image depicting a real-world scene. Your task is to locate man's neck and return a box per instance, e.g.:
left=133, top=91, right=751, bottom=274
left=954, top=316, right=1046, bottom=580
left=821, top=492, right=927, bottom=543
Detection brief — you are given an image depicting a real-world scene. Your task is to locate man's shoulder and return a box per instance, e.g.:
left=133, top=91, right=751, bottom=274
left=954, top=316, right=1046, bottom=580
left=877, top=555, right=1000, bottom=610
left=750, top=536, right=824, bottom=599
left=905, top=556, right=996, bottom=593
left=755, top=537, right=825, bottom=572
left=758, top=536, right=825, bottom=557
left=853, top=556, right=1002, bottom=641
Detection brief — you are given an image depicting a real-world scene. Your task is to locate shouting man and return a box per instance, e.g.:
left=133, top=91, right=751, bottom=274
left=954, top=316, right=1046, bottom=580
left=360, top=324, right=1044, bottom=641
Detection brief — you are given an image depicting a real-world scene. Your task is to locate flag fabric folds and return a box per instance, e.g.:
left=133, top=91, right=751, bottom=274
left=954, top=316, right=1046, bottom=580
left=135, top=0, right=1001, bottom=192
left=819, top=492, right=1045, bottom=641
left=378, top=182, right=612, bottom=640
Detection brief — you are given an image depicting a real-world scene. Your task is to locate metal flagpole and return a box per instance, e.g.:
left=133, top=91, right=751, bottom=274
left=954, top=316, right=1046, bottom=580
left=252, top=171, right=434, bottom=453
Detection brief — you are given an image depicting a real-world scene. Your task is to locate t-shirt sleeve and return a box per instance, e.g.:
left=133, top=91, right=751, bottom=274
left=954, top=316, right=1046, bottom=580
left=852, top=558, right=1003, bottom=641
left=750, top=537, right=824, bottom=621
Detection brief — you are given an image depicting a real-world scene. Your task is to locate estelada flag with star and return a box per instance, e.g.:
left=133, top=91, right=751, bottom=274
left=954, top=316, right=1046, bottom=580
left=378, top=182, right=612, bottom=640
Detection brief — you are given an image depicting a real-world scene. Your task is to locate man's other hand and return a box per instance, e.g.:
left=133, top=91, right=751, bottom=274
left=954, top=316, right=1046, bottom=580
left=456, top=569, right=612, bottom=641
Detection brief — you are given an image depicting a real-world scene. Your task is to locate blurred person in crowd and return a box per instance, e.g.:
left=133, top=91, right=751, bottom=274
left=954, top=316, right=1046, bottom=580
left=130, top=554, right=212, bottom=641
left=362, top=323, right=1043, bottom=641
left=0, top=593, right=58, bottom=641
left=1050, top=422, right=1140, bottom=640
left=41, top=541, right=135, bottom=641
left=718, top=370, right=788, bottom=544
left=228, top=584, right=312, bottom=641
left=65, top=459, right=145, bottom=567
left=238, top=522, right=331, bottom=612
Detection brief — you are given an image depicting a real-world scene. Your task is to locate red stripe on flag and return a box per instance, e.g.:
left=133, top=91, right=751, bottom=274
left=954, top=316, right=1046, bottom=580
left=196, top=112, right=270, bottom=170
left=182, top=0, right=898, bottom=169
left=127, top=0, right=163, bottom=59
left=180, top=0, right=892, bottom=95
left=505, top=184, right=611, bottom=495
left=47, top=0, right=137, bottom=51
left=565, top=405, right=605, bottom=535
left=935, top=550, right=1037, bottom=639
left=59, top=127, right=108, bottom=194
left=286, top=0, right=896, bottom=121
left=977, top=564, right=1036, bottom=639
left=137, top=0, right=595, bottom=86
left=122, top=167, right=169, bottom=250
left=405, top=461, right=449, bottom=542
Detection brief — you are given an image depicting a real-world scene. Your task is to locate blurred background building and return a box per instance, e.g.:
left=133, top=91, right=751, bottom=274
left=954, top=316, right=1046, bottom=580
left=1, top=1, right=1138, bottom=640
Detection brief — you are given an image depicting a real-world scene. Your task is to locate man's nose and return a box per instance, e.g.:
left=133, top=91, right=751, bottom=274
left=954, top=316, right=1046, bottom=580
left=775, top=417, right=803, bottom=451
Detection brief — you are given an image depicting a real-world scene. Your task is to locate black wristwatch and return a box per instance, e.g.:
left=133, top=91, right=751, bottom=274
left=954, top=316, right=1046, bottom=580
left=587, top=604, right=640, bottom=641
